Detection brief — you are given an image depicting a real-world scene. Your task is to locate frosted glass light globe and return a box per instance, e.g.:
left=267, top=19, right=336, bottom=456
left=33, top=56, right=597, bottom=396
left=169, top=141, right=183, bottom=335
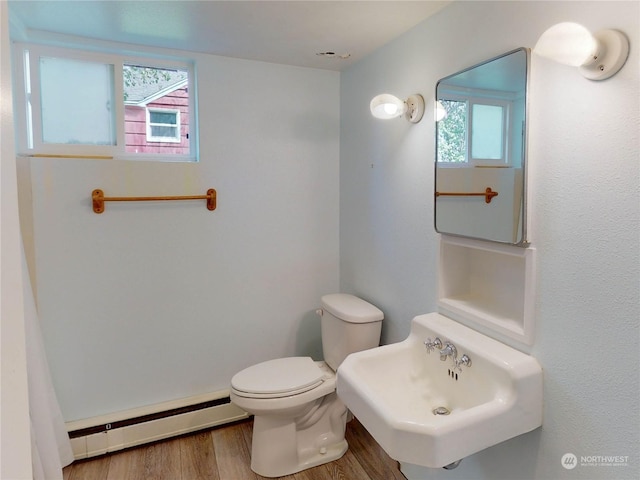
left=370, top=94, right=406, bottom=119
left=534, top=22, right=598, bottom=67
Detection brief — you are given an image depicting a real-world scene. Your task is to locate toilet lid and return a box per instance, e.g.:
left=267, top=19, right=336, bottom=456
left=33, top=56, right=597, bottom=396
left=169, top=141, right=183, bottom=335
left=231, top=357, right=324, bottom=396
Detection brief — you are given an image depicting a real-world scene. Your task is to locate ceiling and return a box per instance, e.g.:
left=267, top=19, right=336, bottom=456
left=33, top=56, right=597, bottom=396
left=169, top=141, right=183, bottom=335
left=9, top=1, right=451, bottom=71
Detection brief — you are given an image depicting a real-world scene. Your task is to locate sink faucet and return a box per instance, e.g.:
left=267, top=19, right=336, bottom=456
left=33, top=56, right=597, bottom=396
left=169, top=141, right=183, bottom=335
left=426, top=339, right=472, bottom=371
left=439, top=342, right=457, bottom=362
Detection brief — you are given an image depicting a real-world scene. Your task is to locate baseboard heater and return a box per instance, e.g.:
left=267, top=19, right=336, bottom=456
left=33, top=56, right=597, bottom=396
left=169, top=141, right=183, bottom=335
left=66, top=390, right=248, bottom=459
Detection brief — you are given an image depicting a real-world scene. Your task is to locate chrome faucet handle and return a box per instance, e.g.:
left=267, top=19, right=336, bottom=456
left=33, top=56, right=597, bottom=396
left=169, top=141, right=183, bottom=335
left=439, top=342, right=457, bottom=362
left=454, top=354, right=472, bottom=372
left=424, top=337, right=443, bottom=353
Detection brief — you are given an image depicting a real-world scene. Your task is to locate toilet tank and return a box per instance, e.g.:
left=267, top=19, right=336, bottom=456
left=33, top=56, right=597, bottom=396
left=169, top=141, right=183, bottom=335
left=319, top=294, right=383, bottom=371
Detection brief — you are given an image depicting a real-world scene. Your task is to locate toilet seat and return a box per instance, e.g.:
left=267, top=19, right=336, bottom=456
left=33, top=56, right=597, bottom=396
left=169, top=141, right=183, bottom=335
left=231, top=357, right=325, bottom=399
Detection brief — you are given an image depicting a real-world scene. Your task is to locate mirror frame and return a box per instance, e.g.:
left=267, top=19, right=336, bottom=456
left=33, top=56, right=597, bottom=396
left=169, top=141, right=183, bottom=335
left=434, top=47, right=530, bottom=247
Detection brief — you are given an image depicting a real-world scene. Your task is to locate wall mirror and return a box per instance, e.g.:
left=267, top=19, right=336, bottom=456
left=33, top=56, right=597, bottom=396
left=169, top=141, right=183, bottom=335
left=435, top=48, right=530, bottom=246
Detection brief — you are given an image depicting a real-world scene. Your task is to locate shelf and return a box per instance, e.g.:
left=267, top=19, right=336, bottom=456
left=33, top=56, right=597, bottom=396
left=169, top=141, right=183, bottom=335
left=437, top=235, right=536, bottom=345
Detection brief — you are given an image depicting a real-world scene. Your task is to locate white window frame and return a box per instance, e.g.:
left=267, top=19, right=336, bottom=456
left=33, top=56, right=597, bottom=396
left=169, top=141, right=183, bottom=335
left=146, top=108, right=181, bottom=143
left=437, top=86, right=513, bottom=167
left=13, top=43, right=198, bottom=162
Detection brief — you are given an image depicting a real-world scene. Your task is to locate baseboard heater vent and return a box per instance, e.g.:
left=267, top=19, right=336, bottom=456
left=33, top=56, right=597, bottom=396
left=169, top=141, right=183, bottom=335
left=67, top=391, right=248, bottom=460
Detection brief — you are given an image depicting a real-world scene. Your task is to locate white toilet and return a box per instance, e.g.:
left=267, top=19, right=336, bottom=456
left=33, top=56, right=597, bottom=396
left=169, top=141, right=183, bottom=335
left=230, top=293, right=383, bottom=477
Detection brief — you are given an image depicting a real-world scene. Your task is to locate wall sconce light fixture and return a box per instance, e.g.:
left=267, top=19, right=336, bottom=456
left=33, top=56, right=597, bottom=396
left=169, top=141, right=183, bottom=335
left=370, top=93, right=425, bottom=123
left=534, top=22, right=629, bottom=80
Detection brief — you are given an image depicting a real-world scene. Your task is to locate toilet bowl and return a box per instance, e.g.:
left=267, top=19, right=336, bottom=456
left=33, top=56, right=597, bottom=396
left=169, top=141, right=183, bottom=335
left=231, top=358, right=347, bottom=477
left=230, top=294, right=383, bottom=478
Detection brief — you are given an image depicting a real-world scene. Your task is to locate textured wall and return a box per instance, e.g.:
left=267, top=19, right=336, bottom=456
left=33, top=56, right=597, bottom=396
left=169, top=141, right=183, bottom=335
left=340, top=1, right=639, bottom=479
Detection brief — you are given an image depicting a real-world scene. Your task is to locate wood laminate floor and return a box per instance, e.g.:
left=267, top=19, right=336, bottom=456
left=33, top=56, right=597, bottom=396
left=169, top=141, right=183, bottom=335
left=63, top=418, right=407, bottom=480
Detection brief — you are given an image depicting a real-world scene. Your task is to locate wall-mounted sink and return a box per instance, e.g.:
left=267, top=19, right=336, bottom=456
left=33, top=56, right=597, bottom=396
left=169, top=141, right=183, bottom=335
left=336, top=312, right=542, bottom=468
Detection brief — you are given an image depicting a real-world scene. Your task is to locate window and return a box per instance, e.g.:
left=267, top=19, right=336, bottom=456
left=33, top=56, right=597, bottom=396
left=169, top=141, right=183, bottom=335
left=471, top=104, right=505, bottom=161
left=437, top=94, right=510, bottom=166
left=15, top=44, right=197, bottom=161
left=437, top=99, right=467, bottom=164
left=147, top=109, right=181, bottom=143
left=39, top=56, right=116, bottom=146
left=123, top=64, right=190, bottom=155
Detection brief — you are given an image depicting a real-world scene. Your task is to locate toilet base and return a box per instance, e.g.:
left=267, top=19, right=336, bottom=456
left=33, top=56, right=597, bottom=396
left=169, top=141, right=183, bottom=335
left=255, top=438, right=347, bottom=478
left=249, top=392, right=348, bottom=477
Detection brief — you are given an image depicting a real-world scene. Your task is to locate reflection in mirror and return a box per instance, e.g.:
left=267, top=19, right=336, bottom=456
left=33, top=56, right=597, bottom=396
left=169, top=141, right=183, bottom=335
left=435, top=48, right=529, bottom=245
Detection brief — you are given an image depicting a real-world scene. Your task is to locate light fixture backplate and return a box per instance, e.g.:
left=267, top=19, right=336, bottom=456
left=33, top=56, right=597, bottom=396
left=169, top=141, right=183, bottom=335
left=580, top=29, right=630, bottom=80
left=405, top=94, right=425, bottom=123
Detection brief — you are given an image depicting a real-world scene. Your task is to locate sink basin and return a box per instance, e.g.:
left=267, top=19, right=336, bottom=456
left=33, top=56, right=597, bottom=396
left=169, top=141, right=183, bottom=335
left=336, top=312, right=542, bottom=468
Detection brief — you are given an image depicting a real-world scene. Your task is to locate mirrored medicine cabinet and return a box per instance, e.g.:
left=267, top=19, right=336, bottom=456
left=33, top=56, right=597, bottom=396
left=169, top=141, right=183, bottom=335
left=435, top=48, right=530, bottom=246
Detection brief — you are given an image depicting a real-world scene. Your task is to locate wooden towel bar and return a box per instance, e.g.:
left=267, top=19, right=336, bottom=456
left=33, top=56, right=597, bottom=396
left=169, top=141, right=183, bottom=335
left=435, top=187, right=498, bottom=204
left=92, top=189, right=217, bottom=213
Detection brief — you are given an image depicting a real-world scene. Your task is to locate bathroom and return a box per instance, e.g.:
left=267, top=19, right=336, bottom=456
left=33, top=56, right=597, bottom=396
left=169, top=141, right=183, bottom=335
left=1, top=1, right=638, bottom=479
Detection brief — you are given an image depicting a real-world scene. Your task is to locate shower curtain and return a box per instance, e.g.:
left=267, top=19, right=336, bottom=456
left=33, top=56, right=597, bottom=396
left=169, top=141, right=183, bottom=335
left=22, top=245, right=74, bottom=479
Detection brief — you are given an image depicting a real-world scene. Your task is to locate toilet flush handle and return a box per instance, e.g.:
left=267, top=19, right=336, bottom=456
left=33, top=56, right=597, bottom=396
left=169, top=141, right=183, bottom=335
left=316, top=308, right=324, bottom=316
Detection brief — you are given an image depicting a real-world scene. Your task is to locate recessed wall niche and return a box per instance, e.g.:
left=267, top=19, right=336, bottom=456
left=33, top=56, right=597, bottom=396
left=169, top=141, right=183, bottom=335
left=438, top=235, right=536, bottom=346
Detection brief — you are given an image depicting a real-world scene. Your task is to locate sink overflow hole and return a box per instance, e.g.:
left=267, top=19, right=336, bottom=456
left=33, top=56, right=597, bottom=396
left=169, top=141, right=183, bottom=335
left=447, top=369, right=459, bottom=380
left=432, top=406, right=451, bottom=416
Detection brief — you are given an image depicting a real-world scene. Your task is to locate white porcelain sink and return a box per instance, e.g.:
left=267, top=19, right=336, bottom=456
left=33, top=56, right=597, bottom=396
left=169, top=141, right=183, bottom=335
left=337, top=312, right=542, bottom=468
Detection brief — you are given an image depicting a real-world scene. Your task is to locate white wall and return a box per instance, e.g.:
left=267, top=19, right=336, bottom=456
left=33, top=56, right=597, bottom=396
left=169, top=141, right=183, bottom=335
left=27, top=50, right=340, bottom=421
left=1, top=1, right=33, bottom=477
left=340, top=1, right=639, bottom=479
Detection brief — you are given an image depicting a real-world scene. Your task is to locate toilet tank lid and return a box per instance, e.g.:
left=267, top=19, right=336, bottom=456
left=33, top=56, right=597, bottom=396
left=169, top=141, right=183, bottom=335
left=321, top=294, right=383, bottom=323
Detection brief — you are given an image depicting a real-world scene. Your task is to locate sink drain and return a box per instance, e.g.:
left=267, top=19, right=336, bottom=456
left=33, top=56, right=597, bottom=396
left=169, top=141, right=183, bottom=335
left=432, top=406, right=451, bottom=416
